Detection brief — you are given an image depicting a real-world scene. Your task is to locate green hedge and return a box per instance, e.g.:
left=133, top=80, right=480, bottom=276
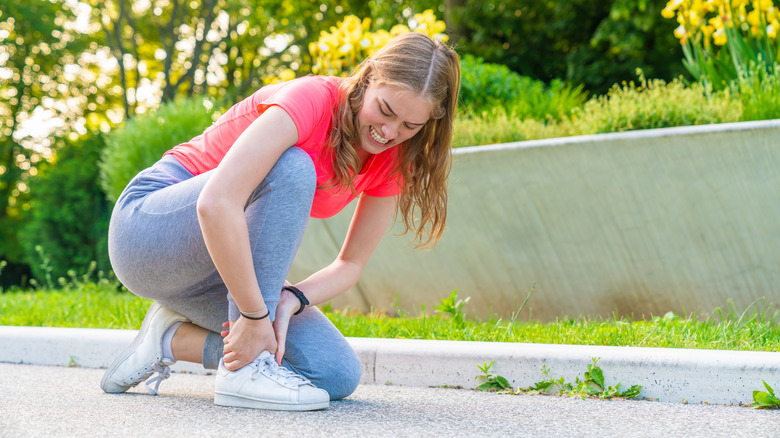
left=20, top=135, right=112, bottom=282
left=99, top=97, right=215, bottom=202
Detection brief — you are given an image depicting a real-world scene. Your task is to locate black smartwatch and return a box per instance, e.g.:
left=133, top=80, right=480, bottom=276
left=283, top=285, right=310, bottom=315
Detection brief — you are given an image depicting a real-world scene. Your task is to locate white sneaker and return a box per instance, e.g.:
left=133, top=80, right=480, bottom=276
left=100, top=302, right=188, bottom=395
left=214, top=351, right=330, bottom=411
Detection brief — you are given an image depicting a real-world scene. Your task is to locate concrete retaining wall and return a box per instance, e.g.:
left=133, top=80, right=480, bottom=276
left=289, top=120, right=780, bottom=320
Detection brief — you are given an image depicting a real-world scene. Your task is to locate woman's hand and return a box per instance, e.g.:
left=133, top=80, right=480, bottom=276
left=221, top=316, right=277, bottom=371
left=272, top=288, right=302, bottom=365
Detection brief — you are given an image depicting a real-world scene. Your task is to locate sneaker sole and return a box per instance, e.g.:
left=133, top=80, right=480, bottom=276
left=214, top=392, right=329, bottom=411
left=100, top=302, right=165, bottom=394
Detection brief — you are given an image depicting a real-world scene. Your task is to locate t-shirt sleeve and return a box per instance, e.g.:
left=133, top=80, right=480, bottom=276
left=255, top=77, right=334, bottom=147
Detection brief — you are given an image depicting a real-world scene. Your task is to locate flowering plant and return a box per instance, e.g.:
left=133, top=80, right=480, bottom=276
left=308, top=10, right=448, bottom=77
left=662, top=0, right=780, bottom=88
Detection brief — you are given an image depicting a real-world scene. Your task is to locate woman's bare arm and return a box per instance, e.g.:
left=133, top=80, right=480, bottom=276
left=273, top=194, right=397, bottom=362
left=197, top=105, right=298, bottom=370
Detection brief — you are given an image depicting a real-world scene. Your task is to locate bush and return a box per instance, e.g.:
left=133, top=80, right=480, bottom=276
left=571, top=73, right=741, bottom=134
left=99, top=97, right=216, bottom=202
left=453, top=108, right=576, bottom=147
left=459, top=54, right=531, bottom=111
left=734, top=63, right=780, bottom=122
left=20, top=135, right=112, bottom=282
left=450, top=0, right=683, bottom=93
left=459, top=55, right=587, bottom=120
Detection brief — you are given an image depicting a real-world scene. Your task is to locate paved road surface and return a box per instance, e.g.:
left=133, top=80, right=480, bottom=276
left=1, top=363, right=778, bottom=437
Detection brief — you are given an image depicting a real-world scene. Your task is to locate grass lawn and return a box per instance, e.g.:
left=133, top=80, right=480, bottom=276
left=1, top=285, right=778, bottom=352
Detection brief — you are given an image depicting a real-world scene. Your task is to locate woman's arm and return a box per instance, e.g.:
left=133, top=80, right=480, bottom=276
left=298, top=194, right=398, bottom=303
left=272, top=194, right=397, bottom=362
left=197, top=105, right=298, bottom=371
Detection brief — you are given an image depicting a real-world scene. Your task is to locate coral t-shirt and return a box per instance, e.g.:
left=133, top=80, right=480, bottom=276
left=164, top=76, right=402, bottom=219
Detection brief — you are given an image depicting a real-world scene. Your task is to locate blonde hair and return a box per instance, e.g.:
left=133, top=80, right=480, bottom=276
left=328, top=32, right=461, bottom=248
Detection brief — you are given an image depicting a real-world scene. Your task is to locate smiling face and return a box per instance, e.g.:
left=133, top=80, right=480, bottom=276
left=356, top=82, right=434, bottom=156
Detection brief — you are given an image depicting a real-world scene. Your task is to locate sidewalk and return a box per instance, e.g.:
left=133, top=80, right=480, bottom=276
left=3, top=363, right=778, bottom=437
left=2, top=325, right=779, bottom=405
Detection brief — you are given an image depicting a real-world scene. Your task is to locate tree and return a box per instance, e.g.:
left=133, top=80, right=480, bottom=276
left=0, top=0, right=93, bottom=270
left=84, top=0, right=433, bottom=113
left=20, top=134, right=111, bottom=282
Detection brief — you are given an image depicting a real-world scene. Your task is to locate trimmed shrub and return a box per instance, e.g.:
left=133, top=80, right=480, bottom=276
left=453, top=108, right=575, bottom=147
left=734, top=63, right=780, bottom=122
left=459, top=55, right=587, bottom=121
left=20, top=135, right=112, bottom=282
left=99, top=97, right=215, bottom=202
left=571, top=74, right=741, bottom=134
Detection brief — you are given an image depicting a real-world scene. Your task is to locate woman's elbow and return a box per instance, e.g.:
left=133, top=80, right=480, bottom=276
left=196, top=193, right=231, bottom=223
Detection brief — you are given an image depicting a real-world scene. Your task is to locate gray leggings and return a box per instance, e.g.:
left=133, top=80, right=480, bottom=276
left=107, top=148, right=361, bottom=400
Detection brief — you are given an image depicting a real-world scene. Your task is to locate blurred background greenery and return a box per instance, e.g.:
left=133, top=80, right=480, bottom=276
left=1, top=0, right=778, bottom=289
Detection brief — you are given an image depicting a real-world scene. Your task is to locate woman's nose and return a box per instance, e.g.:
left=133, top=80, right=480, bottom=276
left=382, top=123, right=398, bottom=139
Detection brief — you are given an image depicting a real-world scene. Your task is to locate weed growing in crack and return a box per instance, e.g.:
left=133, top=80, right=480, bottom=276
left=752, top=381, right=780, bottom=409
left=475, top=358, right=642, bottom=400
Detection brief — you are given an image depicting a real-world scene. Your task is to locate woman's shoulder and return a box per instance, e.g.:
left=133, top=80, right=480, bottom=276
left=265, top=75, right=342, bottom=100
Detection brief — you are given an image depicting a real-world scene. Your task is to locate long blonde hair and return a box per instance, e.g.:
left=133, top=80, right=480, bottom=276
left=327, top=32, right=461, bottom=248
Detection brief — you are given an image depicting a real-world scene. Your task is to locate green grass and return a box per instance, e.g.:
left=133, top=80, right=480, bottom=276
left=0, top=286, right=151, bottom=329
left=1, top=284, right=778, bottom=352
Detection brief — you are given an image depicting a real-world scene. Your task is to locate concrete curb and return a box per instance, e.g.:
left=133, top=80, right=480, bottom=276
left=2, top=325, right=778, bottom=405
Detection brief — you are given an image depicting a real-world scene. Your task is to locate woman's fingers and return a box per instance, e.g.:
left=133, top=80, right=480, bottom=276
left=273, top=292, right=298, bottom=366
left=273, top=318, right=289, bottom=366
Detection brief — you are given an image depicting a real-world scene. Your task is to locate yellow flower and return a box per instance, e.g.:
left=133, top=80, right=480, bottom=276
left=747, top=9, right=761, bottom=26
left=754, top=0, right=774, bottom=12
left=768, top=23, right=778, bottom=37
left=412, top=9, right=447, bottom=37
left=709, top=15, right=724, bottom=29
left=688, top=10, right=702, bottom=26
left=662, top=6, right=677, bottom=18
left=390, top=24, right=410, bottom=36
left=665, top=0, right=685, bottom=12
left=279, top=69, right=295, bottom=82
left=713, top=26, right=728, bottom=44
left=694, top=0, right=714, bottom=13
left=343, top=15, right=361, bottom=32
left=702, top=23, right=715, bottom=48
left=735, top=4, right=748, bottom=24
left=674, top=24, right=689, bottom=42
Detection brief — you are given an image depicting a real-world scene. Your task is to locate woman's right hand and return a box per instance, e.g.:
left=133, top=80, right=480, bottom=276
left=221, top=316, right=277, bottom=371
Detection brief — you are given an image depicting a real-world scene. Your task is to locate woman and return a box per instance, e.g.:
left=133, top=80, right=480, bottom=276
left=101, top=32, right=460, bottom=411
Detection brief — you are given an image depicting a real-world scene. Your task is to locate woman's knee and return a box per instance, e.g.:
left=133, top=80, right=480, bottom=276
left=321, top=347, right=362, bottom=400
left=267, top=147, right=316, bottom=200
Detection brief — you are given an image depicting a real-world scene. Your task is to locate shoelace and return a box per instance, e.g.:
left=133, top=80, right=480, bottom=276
left=144, top=362, right=172, bottom=395
left=251, top=355, right=311, bottom=387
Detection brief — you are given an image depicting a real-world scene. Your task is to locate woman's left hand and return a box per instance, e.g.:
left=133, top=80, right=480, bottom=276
left=272, top=287, right=301, bottom=365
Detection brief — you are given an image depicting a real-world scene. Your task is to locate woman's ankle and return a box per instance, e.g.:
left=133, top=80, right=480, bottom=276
left=170, top=322, right=209, bottom=363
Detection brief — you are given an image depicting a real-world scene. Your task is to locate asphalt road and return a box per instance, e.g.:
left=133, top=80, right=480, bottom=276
left=1, top=363, right=778, bottom=437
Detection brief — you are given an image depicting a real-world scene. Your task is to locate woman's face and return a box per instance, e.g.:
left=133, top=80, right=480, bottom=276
left=357, top=82, right=433, bottom=155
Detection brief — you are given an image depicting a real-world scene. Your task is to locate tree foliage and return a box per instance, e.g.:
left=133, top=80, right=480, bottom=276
left=20, top=135, right=112, bottom=281
left=99, top=96, right=216, bottom=202
left=446, top=0, right=684, bottom=93
left=0, top=0, right=93, bottom=263
left=84, top=0, right=440, bottom=113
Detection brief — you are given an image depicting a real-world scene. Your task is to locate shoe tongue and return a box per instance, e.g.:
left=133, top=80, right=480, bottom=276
left=255, top=351, right=274, bottom=362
